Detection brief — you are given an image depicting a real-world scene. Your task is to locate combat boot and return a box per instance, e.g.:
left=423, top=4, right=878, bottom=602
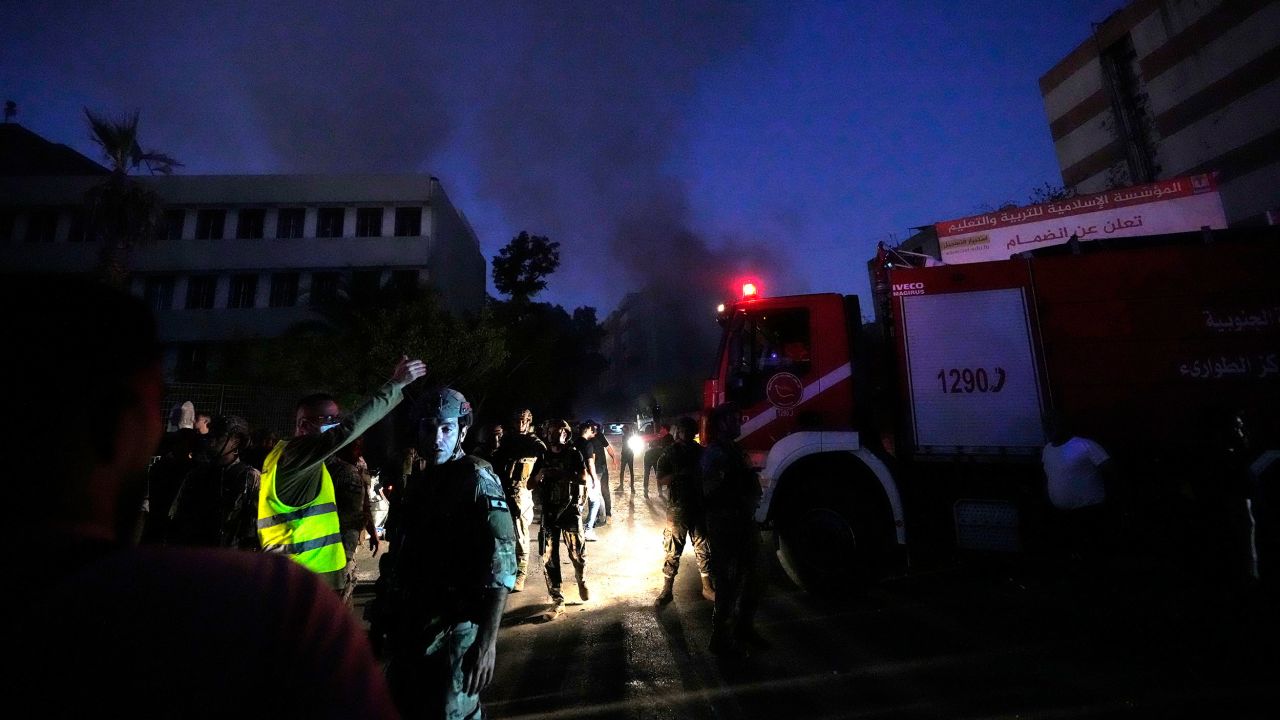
left=513, top=571, right=526, bottom=592
left=700, top=575, right=716, bottom=602
left=655, top=577, right=674, bottom=604
left=577, top=579, right=590, bottom=601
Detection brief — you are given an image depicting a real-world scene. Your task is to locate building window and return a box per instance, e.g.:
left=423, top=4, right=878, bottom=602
left=310, top=271, right=341, bottom=306
left=355, top=208, right=383, bottom=238
left=195, top=209, right=226, bottom=240
left=236, top=209, right=265, bottom=239
left=25, top=210, right=57, bottom=243
left=390, top=269, right=418, bottom=294
left=163, top=209, right=186, bottom=240
left=351, top=270, right=382, bottom=303
left=228, top=274, right=258, bottom=309
left=316, top=207, right=345, bottom=238
left=66, top=209, right=88, bottom=242
left=185, top=275, right=217, bottom=310
left=394, top=207, right=422, bottom=237
left=277, top=208, right=305, bottom=239
left=144, top=275, right=175, bottom=311
left=270, top=272, right=300, bottom=307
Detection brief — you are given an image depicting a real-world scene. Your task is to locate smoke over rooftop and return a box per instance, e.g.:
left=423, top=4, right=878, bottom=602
left=5, top=1, right=793, bottom=407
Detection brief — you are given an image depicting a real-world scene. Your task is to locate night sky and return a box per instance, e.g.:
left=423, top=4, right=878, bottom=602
left=2, top=0, right=1128, bottom=315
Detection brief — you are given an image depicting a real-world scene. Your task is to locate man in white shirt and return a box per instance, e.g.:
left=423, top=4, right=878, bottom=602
left=1042, top=411, right=1117, bottom=565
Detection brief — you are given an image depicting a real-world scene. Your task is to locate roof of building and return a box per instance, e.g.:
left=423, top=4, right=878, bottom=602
left=0, top=173, right=446, bottom=207
left=0, top=123, right=109, bottom=176
left=135, top=174, right=443, bottom=204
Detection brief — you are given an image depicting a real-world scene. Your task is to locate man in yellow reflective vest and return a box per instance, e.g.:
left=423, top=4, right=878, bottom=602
left=258, top=355, right=427, bottom=592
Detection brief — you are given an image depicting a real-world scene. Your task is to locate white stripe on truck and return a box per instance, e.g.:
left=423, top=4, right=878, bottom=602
left=740, top=362, right=852, bottom=438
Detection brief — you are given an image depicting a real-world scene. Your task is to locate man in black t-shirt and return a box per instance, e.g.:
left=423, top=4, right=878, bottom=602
left=590, top=421, right=614, bottom=524
left=532, top=420, right=590, bottom=611
left=575, top=422, right=604, bottom=541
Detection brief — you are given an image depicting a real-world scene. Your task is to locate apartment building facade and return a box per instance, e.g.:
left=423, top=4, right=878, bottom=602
left=1039, top=0, right=1279, bottom=223
left=1, top=165, right=485, bottom=379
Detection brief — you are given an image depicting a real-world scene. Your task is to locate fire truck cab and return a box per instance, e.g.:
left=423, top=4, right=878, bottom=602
left=705, top=290, right=906, bottom=592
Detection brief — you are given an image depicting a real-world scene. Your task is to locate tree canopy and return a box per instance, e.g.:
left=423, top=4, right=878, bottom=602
left=492, top=231, right=560, bottom=303
left=232, top=285, right=509, bottom=410
left=85, top=108, right=182, bottom=176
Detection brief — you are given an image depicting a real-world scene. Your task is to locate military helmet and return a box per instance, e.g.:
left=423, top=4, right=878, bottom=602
left=675, top=416, right=699, bottom=438
left=210, top=415, right=251, bottom=445
left=416, top=387, right=473, bottom=429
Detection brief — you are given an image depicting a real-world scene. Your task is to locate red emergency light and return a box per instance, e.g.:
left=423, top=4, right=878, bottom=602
left=741, top=282, right=759, bottom=299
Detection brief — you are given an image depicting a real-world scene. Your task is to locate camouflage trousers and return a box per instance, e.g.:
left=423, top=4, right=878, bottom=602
left=663, top=506, right=712, bottom=579
left=340, top=529, right=362, bottom=606
left=508, top=487, right=534, bottom=579
left=540, top=522, right=586, bottom=600
left=386, top=620, right=482, bottom=719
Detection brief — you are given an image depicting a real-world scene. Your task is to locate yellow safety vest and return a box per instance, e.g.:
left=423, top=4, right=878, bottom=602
left=257, top=440, right=346, bottom=574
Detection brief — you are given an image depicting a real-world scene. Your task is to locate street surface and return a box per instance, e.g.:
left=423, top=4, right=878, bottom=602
left=355, top=460, right=1278, bottom=719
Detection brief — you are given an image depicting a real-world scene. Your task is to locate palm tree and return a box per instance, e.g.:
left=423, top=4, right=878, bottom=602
left=82, top=108, right=182, bottom=286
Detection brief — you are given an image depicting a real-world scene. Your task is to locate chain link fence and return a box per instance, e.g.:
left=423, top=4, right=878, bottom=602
left=163, top=382, right=304, bottom=436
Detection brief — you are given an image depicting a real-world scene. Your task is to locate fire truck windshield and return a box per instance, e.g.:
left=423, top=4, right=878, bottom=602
left=724, top=308, right=812, bottom=406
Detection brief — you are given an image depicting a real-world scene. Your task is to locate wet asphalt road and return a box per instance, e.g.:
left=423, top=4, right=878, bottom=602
left=356, top=474, right=1278, bottom=719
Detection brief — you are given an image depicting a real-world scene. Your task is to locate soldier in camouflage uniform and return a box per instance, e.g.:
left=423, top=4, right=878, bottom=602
left=531, top=419, right=590, bottom=611
left=166, top=415, right=260, bottom=550
left=654, top=416, right=716, bottom=604
left=495, top=408, right=546, bottom=591
left=382, top=388, right=517, bottom=719
left=702, top=403, right=765, bottom=658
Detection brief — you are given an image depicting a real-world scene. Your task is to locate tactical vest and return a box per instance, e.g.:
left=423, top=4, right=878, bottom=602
left=538, top=446, right=582, bottom=521
left=394, top=458, right=503, bottom=611
left=256, top=441, right=345, bottom=574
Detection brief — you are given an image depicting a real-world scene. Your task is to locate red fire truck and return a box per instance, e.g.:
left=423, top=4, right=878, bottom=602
left=703, top=229, right=1280, bottom=592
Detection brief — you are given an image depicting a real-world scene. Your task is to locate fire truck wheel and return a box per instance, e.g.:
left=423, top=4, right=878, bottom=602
left=774, top=468, right=893, bottom=595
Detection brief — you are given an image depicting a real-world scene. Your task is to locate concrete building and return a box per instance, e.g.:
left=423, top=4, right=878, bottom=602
left=2, top=128, right=485, bottom=379
left=600, top=291, right=660, bottom=407
left=1039, top=0, right=1279, bottom=224
left=599, top=288, right=715, bottom=418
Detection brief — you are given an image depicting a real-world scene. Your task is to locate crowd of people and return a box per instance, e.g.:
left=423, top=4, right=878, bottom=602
left=14, top=274, right=1273, bottom=718
left=454, top=408, right=766, bottom=658
left=10, top=277, right=768, bottom=718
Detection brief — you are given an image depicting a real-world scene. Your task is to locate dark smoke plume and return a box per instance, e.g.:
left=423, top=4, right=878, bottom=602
left=6, top=0, right=794, bottom=409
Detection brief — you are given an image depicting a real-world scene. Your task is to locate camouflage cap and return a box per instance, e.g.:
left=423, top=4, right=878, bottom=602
left=514, top=408, right=533, bottom=423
